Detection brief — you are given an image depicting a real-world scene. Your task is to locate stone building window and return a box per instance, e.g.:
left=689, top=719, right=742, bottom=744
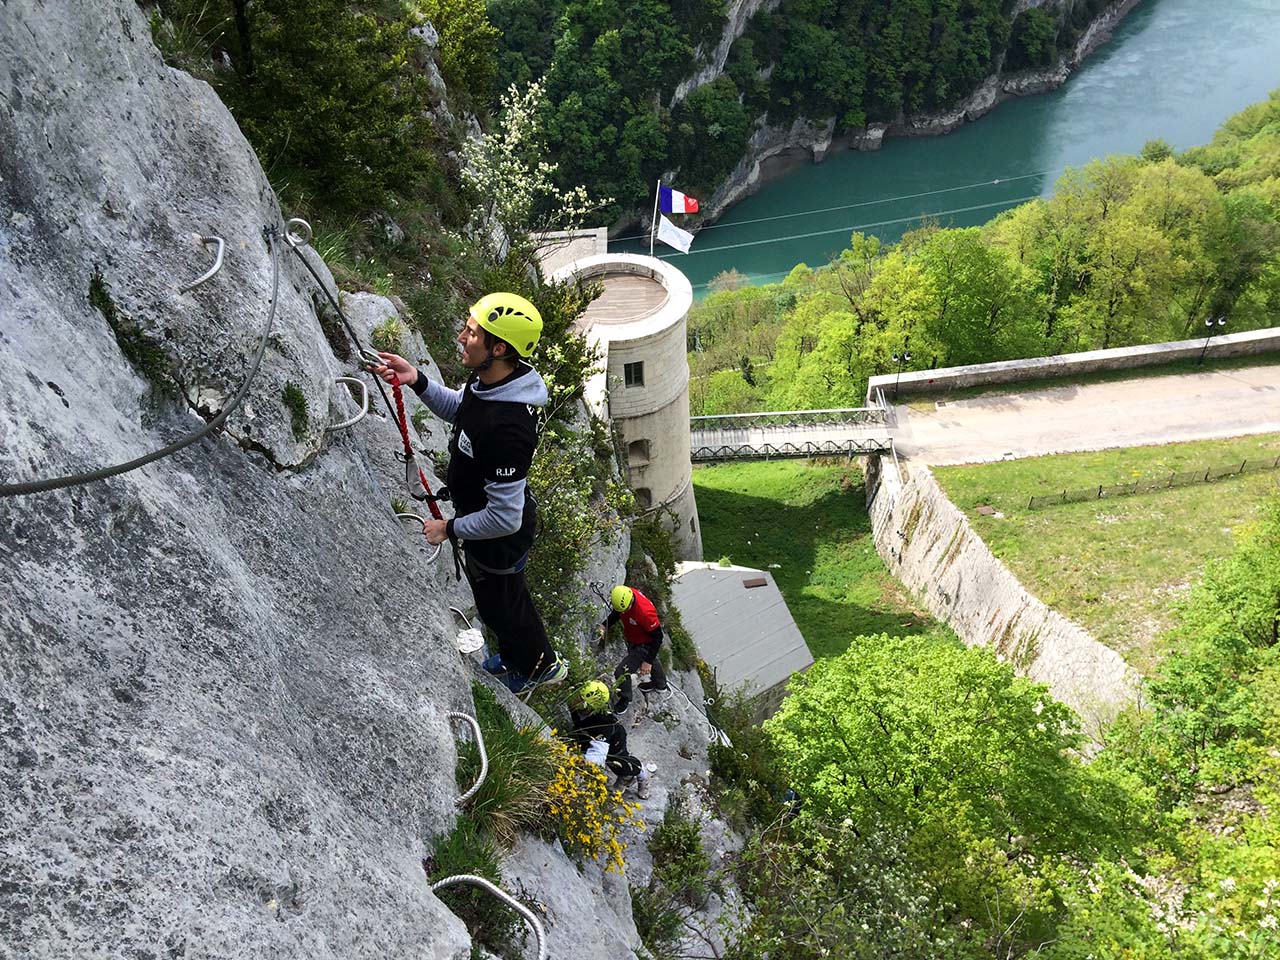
left=628, top=439, right=651, bottom=465
left=624, top=361, right=645, bottom=387
left=635, top=487, right=653, bottom=510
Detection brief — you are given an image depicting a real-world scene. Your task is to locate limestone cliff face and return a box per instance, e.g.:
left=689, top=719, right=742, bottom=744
left=0, top=3, right=736, bottom=957
left=670, top=0, right=781, bottom=107
left=700, top=0, right=1145, bottom=222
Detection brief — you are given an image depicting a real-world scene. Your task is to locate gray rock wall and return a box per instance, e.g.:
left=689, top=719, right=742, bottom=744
left=0, top=3, right=707, bottom=958
left=867, top=458, right=1139, bottom=737
left=0, top=3, right=481, bottom=957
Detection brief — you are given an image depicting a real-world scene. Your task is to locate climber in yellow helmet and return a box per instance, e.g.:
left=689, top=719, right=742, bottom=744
left=566, top=681, right=651, bottom=799
left=373, top=292, right=567, bottom=692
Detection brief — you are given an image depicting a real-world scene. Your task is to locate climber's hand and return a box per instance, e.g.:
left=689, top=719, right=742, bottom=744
left=422, top=518, right=449, bottom=545
left=373, top=352, right=417, bottom=387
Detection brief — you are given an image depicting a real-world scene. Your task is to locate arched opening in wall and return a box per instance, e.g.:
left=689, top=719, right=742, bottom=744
left=635, top=487, right=653, bottom=510
left=628, top=439, right=651, bottom=465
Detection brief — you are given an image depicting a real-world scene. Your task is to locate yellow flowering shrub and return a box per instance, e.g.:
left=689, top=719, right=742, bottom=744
left=542, top=738, right=644, bottom=873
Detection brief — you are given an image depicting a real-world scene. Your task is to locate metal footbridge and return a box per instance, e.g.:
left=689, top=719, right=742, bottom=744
left=689, top=406, right=893, bottom=462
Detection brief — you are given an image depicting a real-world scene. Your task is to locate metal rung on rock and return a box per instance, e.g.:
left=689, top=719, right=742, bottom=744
left=430, top=874, right=547, bottom=960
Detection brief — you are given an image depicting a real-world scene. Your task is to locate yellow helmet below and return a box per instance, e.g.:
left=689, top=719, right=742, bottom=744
left=610, top=585, right=634, bottom=613
left=576, top=680, right=611, bottom=712
left=469, top=292, right=543, bottom=357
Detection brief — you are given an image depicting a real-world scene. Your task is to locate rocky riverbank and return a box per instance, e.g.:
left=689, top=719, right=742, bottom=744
left=675, top=0, right=1145, bottom=230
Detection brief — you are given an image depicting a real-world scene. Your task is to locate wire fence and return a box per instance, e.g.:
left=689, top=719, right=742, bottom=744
left=1027, top=455, right=1280, bottom=509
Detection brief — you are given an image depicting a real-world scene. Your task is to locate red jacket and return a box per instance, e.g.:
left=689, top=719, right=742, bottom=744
left=608, top=588, right=662, bottom=645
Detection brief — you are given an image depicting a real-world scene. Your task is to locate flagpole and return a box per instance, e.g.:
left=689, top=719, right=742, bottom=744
left=649, top=179, right=661, bottom=257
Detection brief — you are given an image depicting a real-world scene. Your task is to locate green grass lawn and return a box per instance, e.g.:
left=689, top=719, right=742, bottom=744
left=932, top=433, right=1280, bottom=673
left=692, top=459, right=944, bottom=659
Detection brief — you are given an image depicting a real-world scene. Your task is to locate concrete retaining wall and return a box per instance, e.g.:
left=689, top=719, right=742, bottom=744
left=867, top=326, right=1280, bottom=401
left=867, top=457, right=1139, bottom=736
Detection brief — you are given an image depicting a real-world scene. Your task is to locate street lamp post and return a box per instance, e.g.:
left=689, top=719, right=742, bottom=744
left=891, top=337, right=913, bottom=400
left=1198, top=315, right=1227, bottom=365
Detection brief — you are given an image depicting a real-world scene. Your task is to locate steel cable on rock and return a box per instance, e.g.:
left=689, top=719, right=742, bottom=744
left=0, top=228, right=284, bottom=497
left=445, top=712, right=488, bottom=805
left=281, top=219, right=398, bottom=421
left=282, top=218, right=449, bottom=538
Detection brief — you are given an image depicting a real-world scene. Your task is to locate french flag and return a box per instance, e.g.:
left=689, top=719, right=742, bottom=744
left=659, top=184, right=699, bottom=214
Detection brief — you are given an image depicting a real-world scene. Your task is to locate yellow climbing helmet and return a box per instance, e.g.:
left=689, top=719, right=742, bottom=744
left=577, top=680, right=611, bottom=712
left=610, top=585, right=634, bottom=613
left=470, top=292, right=543, bottom=358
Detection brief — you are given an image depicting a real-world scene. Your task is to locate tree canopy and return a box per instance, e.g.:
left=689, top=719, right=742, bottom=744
left=493, top=0, right=1094, bottom=218
left=686, top=91, right=1280, bottom=414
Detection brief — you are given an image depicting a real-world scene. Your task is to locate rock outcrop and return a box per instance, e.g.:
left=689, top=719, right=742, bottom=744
left=670, top=0, right=780, bottom=107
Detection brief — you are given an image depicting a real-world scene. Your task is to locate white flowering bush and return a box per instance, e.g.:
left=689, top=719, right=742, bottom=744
left=461, top=81, right=612, bottom=237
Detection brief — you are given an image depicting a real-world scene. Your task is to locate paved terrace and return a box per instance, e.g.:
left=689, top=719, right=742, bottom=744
left=868, top=329, right=1280, bottom=465
left=891, top=363, right=1280, bottom=465
left=578, top=273, right=669, bottom=326
left=693, top=330, right=1280, bottom=464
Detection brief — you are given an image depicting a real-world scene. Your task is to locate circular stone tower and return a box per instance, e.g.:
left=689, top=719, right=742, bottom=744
left=550, top=253, right=703, bottom=561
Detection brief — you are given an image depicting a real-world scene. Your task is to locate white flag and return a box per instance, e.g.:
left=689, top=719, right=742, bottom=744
left=656, top=214, right=694, bottom=254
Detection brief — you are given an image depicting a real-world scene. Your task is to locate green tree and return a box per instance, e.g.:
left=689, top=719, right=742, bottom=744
left=415, top=0, right=499, bottom=106
left=766, top=633, right=1136, bottom=946
left=701, top=368, right=760, bottom=414
left=729, top=819, right=965, bottom=960
left=670, top=77, right=752, bottom=194
left=231, top=0, right=434, bottom=209
left=153, top=0, right=435, bottom=209
left=1006, top=7, right=1058, bottom=71
left=914, top=226, right=1046, bottom=364
left=1107, top=499, right=1280, bottom=805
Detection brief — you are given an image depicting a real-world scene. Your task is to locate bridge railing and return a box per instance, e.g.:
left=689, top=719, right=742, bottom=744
left=690, top=406, right=888, bottom=432
left=691, top=438, right=893, bottom=463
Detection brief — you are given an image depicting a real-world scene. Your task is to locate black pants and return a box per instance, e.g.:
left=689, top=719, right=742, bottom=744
left=464, top=553, right=556, bottom=679
left=614, top=640, right=667, bottom=704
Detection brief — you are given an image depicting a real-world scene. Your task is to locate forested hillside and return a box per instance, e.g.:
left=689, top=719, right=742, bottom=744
left=686, top=90, right=1280, bottom=414
left=492, top=0, right=1117, bottom=221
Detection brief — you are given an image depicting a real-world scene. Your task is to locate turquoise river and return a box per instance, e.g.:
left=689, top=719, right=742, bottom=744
left=611, top=0, right=1280, bottom=295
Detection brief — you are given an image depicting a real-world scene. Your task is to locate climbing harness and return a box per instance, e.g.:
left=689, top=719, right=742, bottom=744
left=429, top=874, right=547, bottom=960
left=0, top=226, right=284, bottom=497
left=445, top=712, right=488, bottom=805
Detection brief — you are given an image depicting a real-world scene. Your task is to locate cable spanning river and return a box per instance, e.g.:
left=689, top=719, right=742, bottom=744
left=612, top=0, right=1280, bottom=295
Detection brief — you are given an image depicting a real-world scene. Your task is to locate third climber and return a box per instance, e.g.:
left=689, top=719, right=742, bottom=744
left=597, top=584, right=669, bottom=713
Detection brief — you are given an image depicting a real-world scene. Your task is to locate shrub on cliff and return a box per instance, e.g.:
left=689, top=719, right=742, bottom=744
left=151, top=0, right=437, bottom=210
